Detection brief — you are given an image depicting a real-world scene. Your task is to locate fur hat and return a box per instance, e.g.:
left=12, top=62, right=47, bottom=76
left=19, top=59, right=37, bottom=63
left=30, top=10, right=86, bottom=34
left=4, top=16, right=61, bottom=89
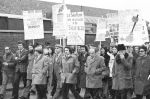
left=117, top=44, right=126, bottom=51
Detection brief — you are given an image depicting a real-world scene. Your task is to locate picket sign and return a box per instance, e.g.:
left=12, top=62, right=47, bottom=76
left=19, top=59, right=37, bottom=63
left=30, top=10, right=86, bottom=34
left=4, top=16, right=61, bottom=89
left=67, top=12, right=85, bottom=45
left=23, top=10, right=44, bottom=41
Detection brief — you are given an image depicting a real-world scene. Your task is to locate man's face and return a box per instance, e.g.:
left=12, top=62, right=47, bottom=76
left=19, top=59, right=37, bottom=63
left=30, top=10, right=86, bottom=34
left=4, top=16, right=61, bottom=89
left=81, top=47, right=86, bottom=54
left=89, top=49, right=95, bottom=58
left=139, top=49, right=146, bottom=57
left=65, top=48, right=70, bottom=55
left=5, top=48, right=10, bottom=54
left=18, top=44, right=23, bottom=50
left=101, top=48, right=105, bottom=54
left=134, top=47, right=139, bottom=53
left=43, top=48, right=49, bottom=55
left=34, top=51, right=38, bottom=56
left=112, top=47, right=117, bottom=54
left=55, top=47, right=61, bottom=54
left=28, top=46, right=33, bottom=51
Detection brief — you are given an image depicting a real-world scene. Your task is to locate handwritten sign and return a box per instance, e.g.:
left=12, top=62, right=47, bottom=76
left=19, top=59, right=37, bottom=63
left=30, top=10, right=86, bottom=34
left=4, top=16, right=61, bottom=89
left=118, top=10, right=149, bottom=46
left=95, top=18, right=106, bottom=41
left=23, top=10, right=44, bottom=40
left=67, top=12, right=85, bottom=45
left=52, top=4, right=69, bottom=38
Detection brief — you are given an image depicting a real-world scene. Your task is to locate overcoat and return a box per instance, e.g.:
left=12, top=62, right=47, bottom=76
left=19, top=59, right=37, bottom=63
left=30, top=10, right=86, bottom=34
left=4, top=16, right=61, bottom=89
left=53, top=53, right=63, bottom=88
left=61, top=55, right=80, bottom=84
left=112, top=54, right=133, bottom=90
left=85, top=55, right=106, bottom=88
left=32, top=55, right=49, bottom=84
left=78, top=53, right=89, bottom=88
left=134, top=56, right=150, bottom=95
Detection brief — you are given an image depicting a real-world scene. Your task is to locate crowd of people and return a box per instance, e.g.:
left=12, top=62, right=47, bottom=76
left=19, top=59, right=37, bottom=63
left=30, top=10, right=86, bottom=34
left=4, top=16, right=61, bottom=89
left=0, top=41, right=150, bottom=99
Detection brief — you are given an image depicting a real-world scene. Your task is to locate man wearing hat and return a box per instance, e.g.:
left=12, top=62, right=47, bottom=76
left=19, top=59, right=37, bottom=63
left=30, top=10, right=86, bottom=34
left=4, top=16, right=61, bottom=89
left=0, top=47, right=15, bottom=99
left=52, top=44, right=64, bottom=99
left=112, top=44, right=133, bottom=99
left=11, top=41, right=28, bottom=99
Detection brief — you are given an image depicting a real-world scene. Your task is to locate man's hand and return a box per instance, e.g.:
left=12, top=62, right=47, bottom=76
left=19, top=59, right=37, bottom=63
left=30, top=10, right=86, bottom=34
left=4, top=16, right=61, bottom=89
left=15, top=57, right=18, bottom=60
left=120, top=54, right=125, bottom=59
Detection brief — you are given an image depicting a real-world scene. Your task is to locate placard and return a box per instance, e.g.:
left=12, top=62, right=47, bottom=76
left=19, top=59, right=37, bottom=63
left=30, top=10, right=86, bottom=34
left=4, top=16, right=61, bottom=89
left=118, top=10, right=149, bottom=46
left=23, top=10, right=44, bottom=40
left=52, top=4, right=69, bottom=38
left=95, top=18, right=106, bottom=41
left=67, top=12, right=85, bottom=45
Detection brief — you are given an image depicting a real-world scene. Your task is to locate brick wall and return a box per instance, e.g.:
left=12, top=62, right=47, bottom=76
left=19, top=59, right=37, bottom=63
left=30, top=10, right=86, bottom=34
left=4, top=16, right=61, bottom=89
left=0, top=32, right=58, bottom=56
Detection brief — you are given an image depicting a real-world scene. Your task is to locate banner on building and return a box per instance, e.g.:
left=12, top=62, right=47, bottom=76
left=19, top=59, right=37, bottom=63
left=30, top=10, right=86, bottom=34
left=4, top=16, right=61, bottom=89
left=95, top=18, right=106, bottom=41
left=118, top=9, right=149, bottom=46
left=67, top=12, right=85, bottom=45
left=52, top=4, right=70, bottom=38
left=23, top=10, right=44, bottom=40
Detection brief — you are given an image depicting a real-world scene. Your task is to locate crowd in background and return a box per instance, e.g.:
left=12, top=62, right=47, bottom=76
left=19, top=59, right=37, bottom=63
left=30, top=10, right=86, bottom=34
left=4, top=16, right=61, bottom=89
left=0, top=41, right=150, bottom=99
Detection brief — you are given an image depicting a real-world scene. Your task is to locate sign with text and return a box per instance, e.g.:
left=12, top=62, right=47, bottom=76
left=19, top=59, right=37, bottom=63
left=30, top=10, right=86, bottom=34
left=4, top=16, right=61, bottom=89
left=23, top=10, right=44, bottom=40
left=118, top=10, right=149, bottom=46
left=106, top=13, right=119, bottom=38
left=67, top=12, right=85, bottom=45
left=95, top=18, right=106, bottom=41
left=52, top=4, right=69, bottom=38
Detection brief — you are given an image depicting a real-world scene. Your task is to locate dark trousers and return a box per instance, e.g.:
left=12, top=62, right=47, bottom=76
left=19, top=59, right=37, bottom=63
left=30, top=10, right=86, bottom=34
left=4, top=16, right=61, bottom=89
left=62, top=83, right=82, bottom=99
left=86, top=88, right=102, bottom=99
left=21, top=79, right=32, bottom=98
left=36, top=84, right=47, bottom=99
left=108, top=77, right=115, bottom=99
left=115, top=89, right=132, bottom=99
left=0, top=70, right=14, bottom=96
left=136, top=95, right=150, bottom=99
left=12, top=71, right=27, bottom=98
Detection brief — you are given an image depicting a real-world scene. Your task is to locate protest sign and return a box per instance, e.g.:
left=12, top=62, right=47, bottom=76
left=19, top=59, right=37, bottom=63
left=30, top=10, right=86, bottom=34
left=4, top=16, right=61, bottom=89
left=67, top=12, right=85, bottom=45
left=106, top=13, right=119, bottom=38
left=118, top=9, right=149, bottom=46
left=52, top=4, right=69, bottom=38
left=23, top=10, right=44, bottom=40
left=95, top=18, right=106, bottom=41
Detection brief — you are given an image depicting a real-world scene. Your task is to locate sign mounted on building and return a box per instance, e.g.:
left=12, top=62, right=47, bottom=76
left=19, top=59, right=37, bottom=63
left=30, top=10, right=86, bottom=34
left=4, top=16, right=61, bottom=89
left=67, top=12, right=85, bottom=45
left=23, top=10, right=44, bottom=40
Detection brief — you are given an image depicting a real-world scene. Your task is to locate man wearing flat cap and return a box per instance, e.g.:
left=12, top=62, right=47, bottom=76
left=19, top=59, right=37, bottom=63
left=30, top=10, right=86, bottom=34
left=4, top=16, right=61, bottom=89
left=53, top=44, right=64, bottom=99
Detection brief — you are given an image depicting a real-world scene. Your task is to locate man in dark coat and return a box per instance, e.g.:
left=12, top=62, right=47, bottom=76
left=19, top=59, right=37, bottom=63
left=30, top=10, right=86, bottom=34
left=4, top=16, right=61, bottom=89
left=78, top=45, right=89, bottom=98
left=11, top=41, right=28, bottom=99
left=0, top=47, right=15, bottom=99
left=112, top=44, right=133, bottom=99
left=134, top=46, right=150, bottom=99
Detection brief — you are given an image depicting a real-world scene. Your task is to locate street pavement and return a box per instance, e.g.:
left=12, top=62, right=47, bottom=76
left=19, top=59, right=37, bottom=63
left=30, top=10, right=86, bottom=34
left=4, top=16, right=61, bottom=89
left=4, top=89, right=75, bottom=99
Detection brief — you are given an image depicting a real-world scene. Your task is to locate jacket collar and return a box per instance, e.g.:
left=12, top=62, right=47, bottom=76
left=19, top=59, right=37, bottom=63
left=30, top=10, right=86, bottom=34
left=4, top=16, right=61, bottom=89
left=34, top=54, right=43, bottom=64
